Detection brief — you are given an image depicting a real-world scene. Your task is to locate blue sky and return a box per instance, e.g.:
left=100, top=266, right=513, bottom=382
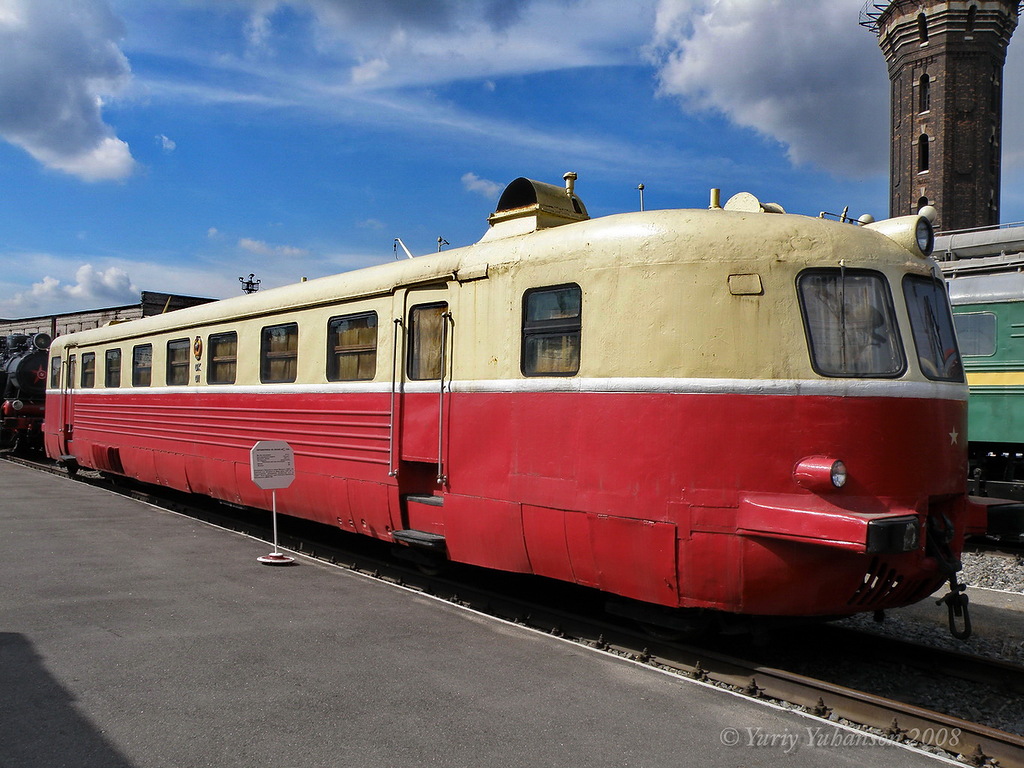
left=2, top=0, right=1024, bottom=317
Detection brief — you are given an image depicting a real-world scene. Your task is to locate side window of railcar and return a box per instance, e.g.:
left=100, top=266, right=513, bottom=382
left=81, top=352, right=96, bottom=388
left=797, top=270, right=904, bottom=378
left=132, top=344, right=153, bottom=387
left=166, top=338, right=190, bottom=385
left=67, top=355, right=76, bottom=390
left=952, top=312, right=996, bottom=357
left=408, top=303, right=448, bottom=380
left=49, top=357, right=61, bottom=389
left=261, top=323, right=298, bottom=383
left=522, top=284, right=582, bottom=376
left=105, top=349, right=121, bottom=388
left=903, top=276, right=965, bottom=382
left=208, top=332, right=238, bottom=385
left=328, top=312, right=377, bottom=381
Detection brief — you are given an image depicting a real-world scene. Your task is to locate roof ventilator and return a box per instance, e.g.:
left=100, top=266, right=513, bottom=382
left=479, top=172, right=590, bottom=242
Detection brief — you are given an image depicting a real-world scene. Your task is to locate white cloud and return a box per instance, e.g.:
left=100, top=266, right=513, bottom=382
left=214, top=0, right=654, bottom=91
left=238, top=237, right=309, bottom=257
left=0, top=0, right=137, bottom=181
left=350, top=57, right=390, bottom=85
left=647, top=0, right=889, bottom=177
left=156, top=133, right=176, bottom=152
left=462, top=172, right=502, bottom=198
left=0, top=263, right=138, bottom=316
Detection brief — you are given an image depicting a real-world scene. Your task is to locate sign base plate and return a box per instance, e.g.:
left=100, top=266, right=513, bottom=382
left=258, top=552, right=295, bottom=565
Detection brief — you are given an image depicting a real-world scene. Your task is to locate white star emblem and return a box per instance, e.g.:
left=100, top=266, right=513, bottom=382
left=949, top=428, right=959, bottom=446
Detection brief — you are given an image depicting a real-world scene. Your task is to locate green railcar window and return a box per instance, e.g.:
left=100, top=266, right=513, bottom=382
left=798, top=269, right=905, bottom=378
left=953, top=312, right=996, bottom=357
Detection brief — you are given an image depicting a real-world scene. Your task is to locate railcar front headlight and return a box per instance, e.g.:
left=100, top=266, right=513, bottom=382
left=915, top=217, right=934, bottom=257
left=830, top=460, right=848, bottom=488
left=862, top=215, right=935, bottom=259
left=10, top=399, right=23, bottom=412
left=794, top=456, right=848, bottom=492
left=866, top=516, right=920, bottom=554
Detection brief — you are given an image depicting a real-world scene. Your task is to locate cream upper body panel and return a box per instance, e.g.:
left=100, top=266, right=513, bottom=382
left=47, top=206, right=943, bottom=389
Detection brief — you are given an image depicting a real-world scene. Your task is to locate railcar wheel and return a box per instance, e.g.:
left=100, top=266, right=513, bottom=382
left=391, top=544, right=448, bottom=576
left=415, top=558, right=447, bottom=577
left=639, top=623, right=688, bottom=642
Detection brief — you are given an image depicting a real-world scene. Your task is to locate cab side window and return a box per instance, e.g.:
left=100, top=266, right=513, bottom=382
left=522, top=284, right=582, bottom=376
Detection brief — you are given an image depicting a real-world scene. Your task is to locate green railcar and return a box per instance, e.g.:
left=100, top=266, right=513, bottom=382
left=950, top=272, right=1024, bottom=501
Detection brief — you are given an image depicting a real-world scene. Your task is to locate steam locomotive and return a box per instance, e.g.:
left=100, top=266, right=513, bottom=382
left=1, top=333, right=51, bottom=454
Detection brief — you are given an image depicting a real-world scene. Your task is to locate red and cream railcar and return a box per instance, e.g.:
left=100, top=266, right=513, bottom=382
left=44, top=175, right=977, bottom=631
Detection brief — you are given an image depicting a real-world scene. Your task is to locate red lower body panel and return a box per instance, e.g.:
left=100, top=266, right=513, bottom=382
left=44, top=387, right=967, bottom=617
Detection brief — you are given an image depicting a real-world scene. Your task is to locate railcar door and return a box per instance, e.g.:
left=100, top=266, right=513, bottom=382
left=387, top=283, right=455, bottom=543
left=391, top=284, right=454, bottom=482
left=58, top=346, right=76, bottom=457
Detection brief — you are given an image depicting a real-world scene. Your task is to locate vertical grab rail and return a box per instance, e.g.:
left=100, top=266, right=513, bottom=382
left=60, top=346, right=76, bottom=455
left=388, top=317, right=402, bottom=477
left=437, top=311, right=451, bottom=485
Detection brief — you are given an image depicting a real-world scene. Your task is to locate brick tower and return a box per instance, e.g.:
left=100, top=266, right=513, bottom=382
left=862, top=1, right=1019, bottom=231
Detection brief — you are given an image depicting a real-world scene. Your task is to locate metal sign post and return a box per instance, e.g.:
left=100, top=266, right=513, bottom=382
left=250, top=440, right=296, bottom=565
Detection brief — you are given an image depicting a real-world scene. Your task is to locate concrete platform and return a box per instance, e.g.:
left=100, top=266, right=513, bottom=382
left=0, top=460, right=956, bottom=767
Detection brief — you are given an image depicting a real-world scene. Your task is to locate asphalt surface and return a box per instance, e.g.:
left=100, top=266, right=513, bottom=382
left=0, top=460, right=958, bottom=767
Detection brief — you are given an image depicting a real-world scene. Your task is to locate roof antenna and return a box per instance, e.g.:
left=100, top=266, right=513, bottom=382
left=394, top=238, right=414, bottom=259
left=437, top=236, right=449, bottom=252
left=637, top=183, right=645, bottom=212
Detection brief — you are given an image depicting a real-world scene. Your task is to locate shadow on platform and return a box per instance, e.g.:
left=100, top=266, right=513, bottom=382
left=0, top=632, right=136, bottom=768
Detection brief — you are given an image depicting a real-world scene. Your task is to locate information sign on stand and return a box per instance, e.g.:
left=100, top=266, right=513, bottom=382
left=250, top=440, right=296, bottom=565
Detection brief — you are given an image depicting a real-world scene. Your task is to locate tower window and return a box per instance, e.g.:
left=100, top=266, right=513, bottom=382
left=919, top=74, right=930, bottom=113
left=967, top=6, right=977, bottom=36
left=918, top=12, right=928, bottom=42
left=918, top=134, right=930, bottom=173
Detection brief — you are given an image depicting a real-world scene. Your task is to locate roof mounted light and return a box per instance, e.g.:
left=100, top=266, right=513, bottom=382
left=863, top=215, right=935, bottom=259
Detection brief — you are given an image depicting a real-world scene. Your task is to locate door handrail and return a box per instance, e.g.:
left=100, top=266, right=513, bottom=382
left=437, top=311, right=451, bottom=485
left=388, top=317, right=402, bottom=477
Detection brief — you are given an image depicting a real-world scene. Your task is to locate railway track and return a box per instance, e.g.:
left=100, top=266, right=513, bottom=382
left=8, top=452, right=1024, bottom=766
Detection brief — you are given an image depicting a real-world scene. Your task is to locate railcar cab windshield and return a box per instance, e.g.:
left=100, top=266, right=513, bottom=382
left=798, top=268, right=963, bottom=382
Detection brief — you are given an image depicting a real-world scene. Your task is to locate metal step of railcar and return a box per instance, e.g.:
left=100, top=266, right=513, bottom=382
left=391, top=529, right=447, bottom=550
left=402, top=493, right=444, bottom=507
